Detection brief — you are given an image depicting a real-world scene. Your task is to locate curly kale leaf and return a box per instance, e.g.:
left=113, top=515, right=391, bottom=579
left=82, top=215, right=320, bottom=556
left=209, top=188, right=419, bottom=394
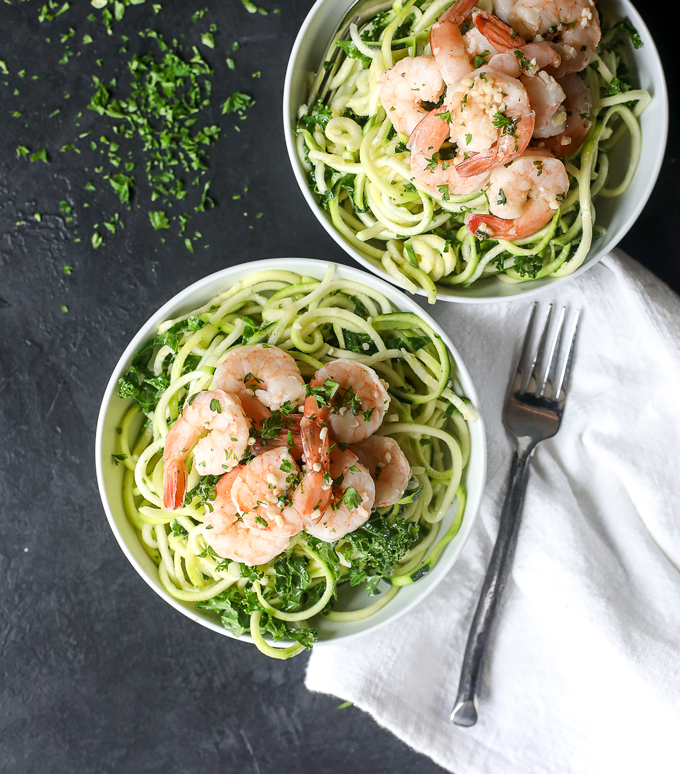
left=117, top=316, right=207, bottom=413
left=344, top=516, right=420, bottom=595
left=297, top=100, right=333, bottom=132
left=196, top=585, right=318, bottom=648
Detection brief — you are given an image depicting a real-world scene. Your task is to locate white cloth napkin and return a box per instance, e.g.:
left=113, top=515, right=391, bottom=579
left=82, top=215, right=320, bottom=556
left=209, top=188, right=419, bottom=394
left=306, top=250, right=680, bottom=774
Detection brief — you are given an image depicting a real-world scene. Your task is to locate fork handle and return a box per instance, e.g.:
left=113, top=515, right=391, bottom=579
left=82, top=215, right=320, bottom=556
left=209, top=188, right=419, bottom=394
left=450, top=442, right=535, bottom=727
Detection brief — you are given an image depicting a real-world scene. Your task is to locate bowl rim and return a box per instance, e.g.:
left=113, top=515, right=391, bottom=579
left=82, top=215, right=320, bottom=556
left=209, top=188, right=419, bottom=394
left=95, top=257, right=488, bottom=649
left=282, top=0, right=669, bottom=304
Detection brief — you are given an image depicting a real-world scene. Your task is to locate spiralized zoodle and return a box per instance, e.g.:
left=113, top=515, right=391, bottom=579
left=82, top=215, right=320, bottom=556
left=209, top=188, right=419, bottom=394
left=115, top=265, right=477, bottom=658
left=295, top=0, right=651, bottom=300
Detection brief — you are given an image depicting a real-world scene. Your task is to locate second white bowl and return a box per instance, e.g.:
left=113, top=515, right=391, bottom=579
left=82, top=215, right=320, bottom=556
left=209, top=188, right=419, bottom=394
left=95, top=258, right=487, bottom=649
left=283, top=0, right=668, bottom=303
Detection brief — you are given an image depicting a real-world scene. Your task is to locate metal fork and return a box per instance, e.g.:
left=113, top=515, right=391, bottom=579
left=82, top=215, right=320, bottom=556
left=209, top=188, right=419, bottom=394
left=307, top=0, right=393, bottom=108
left=450, top=303, right=581, bottom=727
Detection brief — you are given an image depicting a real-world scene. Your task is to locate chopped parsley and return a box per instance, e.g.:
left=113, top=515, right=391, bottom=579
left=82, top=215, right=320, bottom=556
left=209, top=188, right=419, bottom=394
left=342, top=487, right=363, bottom=510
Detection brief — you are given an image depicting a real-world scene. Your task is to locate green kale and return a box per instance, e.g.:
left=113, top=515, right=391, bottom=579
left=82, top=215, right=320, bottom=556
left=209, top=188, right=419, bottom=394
left=342, top=330, right=377, bottom=355
left=336, top=39, right=371, bottom=68
left=298, top=99, right=333, bottom=132
left=344, top=516, right=420, bottom=595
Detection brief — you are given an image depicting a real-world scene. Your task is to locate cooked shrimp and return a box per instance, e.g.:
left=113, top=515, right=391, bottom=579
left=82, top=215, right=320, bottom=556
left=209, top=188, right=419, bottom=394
left=522, top=71, right=567, bottom=138
left=163, top=390, right=250, bottom=510
left=535, top=73, right=592, bottom=157
left=472, top=14, right=566, bottom=140
left=473, top=8, right=525, bottom=51
left=446, top=67, right=535, bottom=177
left=379, top=56, right=445, bottom=137
left=203, top=468, right=291, bottom=566
left=305, top=448, right=375, bottom=542
left=493, top=0, right=600, bottom=77
left=465, top=149, right=568, bottom=238
left=350, top=435, right=412, bottom=508
left=230, top=448, right=305, bottom=536
left=294, top=394, right=333, bottom=522
left=409, top=108, right=490, bottom=196
left=252, top=423, right=304, bottom=460
left=310, top=360, right=390, bottom=444
left=213, top=344, right=306, bottom=420
left=463, top=22, right=500, bottom=61
left=429, top=0, right=481, bottom=85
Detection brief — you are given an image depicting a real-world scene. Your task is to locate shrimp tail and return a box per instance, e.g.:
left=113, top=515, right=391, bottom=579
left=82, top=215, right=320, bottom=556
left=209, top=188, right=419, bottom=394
left=466, top=213, right=512, bottom=238
left=473, top=10, right=526, bottom=50
left=300, top=396, right=329, bottom=463
left=456, top=111, right=535, bottom=177
left=466, top=200, right=554, bottom=240
left=436, top=0, right=479, bottom=27
left=163, top=459, right=187, bottom=511
left=455, top=149, right=499, bottom=177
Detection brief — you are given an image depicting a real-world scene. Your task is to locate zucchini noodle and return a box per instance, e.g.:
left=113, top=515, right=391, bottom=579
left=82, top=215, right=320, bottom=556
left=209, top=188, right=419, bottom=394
left=114, top=265, right=476, bottom=658
left=296, top=0, right=651, bottom=299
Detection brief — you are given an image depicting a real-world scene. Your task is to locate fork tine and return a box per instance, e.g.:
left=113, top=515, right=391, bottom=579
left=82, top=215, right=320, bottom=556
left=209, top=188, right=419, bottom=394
left=510, top=303, right=538, bottom=394
left=523, top=304, right=552, bottom=393
left=554, top=309, right=581, bottom=400
left=539, top=306, right=567, bottom=398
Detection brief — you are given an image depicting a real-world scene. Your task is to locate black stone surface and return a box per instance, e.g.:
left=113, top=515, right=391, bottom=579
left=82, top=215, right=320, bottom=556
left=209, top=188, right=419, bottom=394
left=0, top=2, right=676, bottom=773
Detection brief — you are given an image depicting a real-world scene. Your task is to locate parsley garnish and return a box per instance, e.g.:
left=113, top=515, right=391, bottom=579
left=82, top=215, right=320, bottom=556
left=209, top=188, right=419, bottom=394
left=472, top=50, right=489, bottom=68
left=342, top=487, right=363, bottom=510
left=306, top=379, right=340, bottom=406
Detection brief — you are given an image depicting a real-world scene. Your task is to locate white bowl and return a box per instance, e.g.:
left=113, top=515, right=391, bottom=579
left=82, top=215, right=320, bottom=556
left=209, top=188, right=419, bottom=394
left=283, top=0, right=668, bottom=303
left=95, top=258, right=487, bottom=648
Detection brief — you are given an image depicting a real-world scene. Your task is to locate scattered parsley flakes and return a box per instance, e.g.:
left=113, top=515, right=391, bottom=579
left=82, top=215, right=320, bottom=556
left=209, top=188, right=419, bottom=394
left=92, top=231, right=103, bottom=248
left=241, top=0, right=267, bottom=14
left=61, top=304, right=69, bottom=313
left=0, top=60, right=8, bottom=75
left=201, top=32, right=215, bottom=49
left=222, top=92, right=255, bottom=115
left=342, top=487, right=363, bottom=510
left=226, top=57, right=235, bottom=70
left=107, top=173, right=134, bottom=205
left=149, top=210, right=170, bottom=230
left=30, top=149, right=48, bottom=163
left=63, top=265, right=73, bottom=275
left=185, top=238, right=194, bottom=253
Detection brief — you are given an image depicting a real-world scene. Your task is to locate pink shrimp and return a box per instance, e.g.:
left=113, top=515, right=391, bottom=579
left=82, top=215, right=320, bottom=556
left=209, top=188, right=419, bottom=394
left=295, top=395, right=332, bottom=523
left=447, top=66, right=535, bottom=177
left=473, top=9, right=526, bottom=51
left=304, top=447, right=375, bottom=542
left=409, top=107, right=490, bottom=197
left=309, top=360, right=390, bottom=444
left=163, top=390, right=250, bottom=511
left=350, top=436, right=412, bottom=508
left=213, top=344, right=306, bottom=421
left=465, top=149, right=568, bottom=239
left=494, top=0, right=601, bottom=78
left=203, top=468, right=291, bottom=567
left=429, top=0, right=482, bottom=84
left=535, top=74, right=592, bottom=158
left=379, top=56, right=445, bottom=137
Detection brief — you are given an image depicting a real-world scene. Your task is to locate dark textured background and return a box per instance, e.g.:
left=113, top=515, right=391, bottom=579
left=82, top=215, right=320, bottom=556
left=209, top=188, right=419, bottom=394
left=0, top=1, right=676, bottom=772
